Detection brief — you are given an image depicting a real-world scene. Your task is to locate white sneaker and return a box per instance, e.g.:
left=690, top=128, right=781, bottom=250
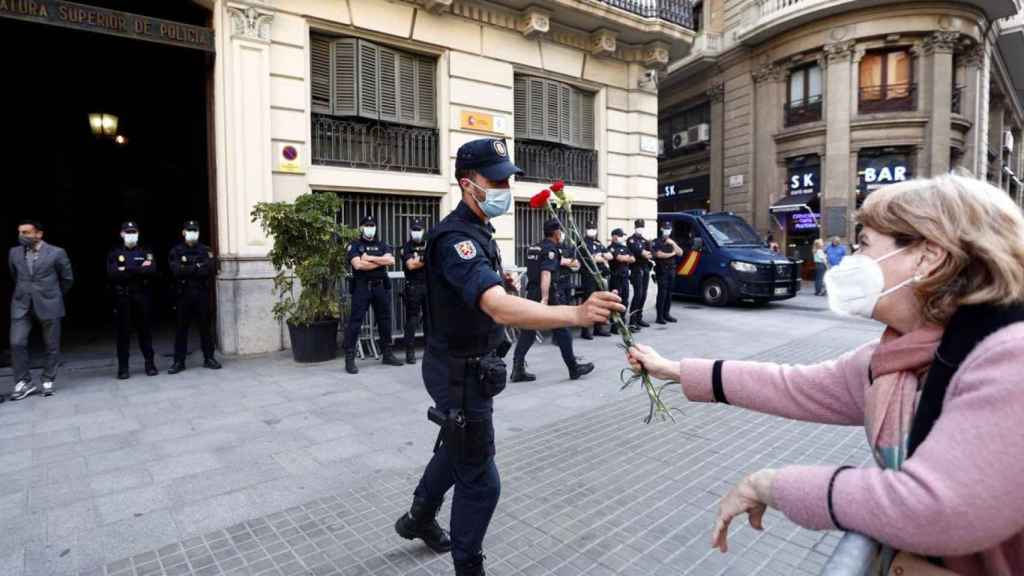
left=42, top=381, right=54, bottom=397
left=11, top=381, right=37, bottom=401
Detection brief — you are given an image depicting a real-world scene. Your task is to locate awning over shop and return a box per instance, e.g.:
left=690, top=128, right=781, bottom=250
left=769, top=192, right=818, bottom=214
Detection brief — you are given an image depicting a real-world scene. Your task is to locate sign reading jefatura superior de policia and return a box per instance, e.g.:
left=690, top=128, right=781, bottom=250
left=1, top=0, right=214, bottom=52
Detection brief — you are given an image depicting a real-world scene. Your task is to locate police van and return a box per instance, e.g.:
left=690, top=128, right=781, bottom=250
left=658, top=210, right=801, bottom=306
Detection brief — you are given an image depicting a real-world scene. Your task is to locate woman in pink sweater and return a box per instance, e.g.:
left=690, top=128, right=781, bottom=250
left=629, top=175, right=1024, bottom=575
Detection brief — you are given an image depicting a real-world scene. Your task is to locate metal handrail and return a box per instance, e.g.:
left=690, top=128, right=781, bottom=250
left=598, top=0, right=695, bottom=29
left=311, top=114, right=440, bottom=174
left=858, top=83, right=917, bottom=113
left=784, top=95, right=824, bottom=126
left=515, top=140, right=599, bottom=187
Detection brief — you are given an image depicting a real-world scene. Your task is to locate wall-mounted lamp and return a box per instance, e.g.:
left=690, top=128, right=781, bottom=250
left=88, top=113, right=119, bottom=137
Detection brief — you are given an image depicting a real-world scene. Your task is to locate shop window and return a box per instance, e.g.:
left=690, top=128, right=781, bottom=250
left=310, top=34, right=439, bottom=173
left=513, top=75, right=597, bottom=186
left=784, top=64, right=823, bottom=126
left=858, top=49, right=915, bottom=113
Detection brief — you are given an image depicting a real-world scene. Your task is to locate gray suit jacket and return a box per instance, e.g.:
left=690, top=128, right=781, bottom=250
left=8, top=242, right=74, bottom=320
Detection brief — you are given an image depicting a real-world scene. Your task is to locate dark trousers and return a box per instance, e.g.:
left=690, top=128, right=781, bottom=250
left=115, top=292, right=154, bottom=369
left=655, top=268, right=674, bottom=320
left=342, top=281, right=393, bottom=352
left=610, top=274, right=630, bottom=329
left=629, top=267, right=650, bottom=325
left=512, top=292, right=575, bottom=369
left=174, top=286, right=215, bottom=363
left=815, top=263, right=827, bottom=295
left=579, top=274, right=608, bottom=335
left=414, top=350, right=500, bottom=564
left=10, top=307, right=61, bottom=386
left=403, top=282, right=426, bottom=350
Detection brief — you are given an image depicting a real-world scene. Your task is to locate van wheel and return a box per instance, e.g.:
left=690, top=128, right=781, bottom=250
left=701, top=278, right=730, bottom=307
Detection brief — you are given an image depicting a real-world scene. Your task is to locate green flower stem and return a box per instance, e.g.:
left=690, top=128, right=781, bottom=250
left=542, top=201, right=677, bottom=423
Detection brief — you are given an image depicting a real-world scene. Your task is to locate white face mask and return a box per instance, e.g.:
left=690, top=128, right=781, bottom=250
left=824, top=247, right=918, bottom=319
left=123, top=233, right=139, bottom=248
left=586, top=229, right=597, bottom=239
left=635, top=228, right=645, bottom=238
left=362, top=226, right=376, bottom=240
left=184, top=231, right=199, bottom=243
left=411, top=230, right=424, bottom=242
left=615, top=237, right=625, bottom=245
left=661, top=228, right=672, bottom=237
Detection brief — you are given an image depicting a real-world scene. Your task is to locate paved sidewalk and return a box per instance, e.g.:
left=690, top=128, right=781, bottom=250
left=0, top=294, right=881, bottom=576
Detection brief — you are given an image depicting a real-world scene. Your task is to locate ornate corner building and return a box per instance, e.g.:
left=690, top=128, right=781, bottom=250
left=658, top=0, right=1024, bottom=271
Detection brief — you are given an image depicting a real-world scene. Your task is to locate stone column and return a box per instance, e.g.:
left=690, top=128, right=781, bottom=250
left=752, top=62, right=784, bottom=234
left=822, top=40, right=855, bottom=240
left=707, top=80, right=726, bottom=212
left=215, top=2, right=283, bottom=355
left=922, top=32, right=958, bottom=176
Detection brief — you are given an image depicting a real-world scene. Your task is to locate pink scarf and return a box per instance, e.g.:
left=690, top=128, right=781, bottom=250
left=865, top=326, right=944, bottom=470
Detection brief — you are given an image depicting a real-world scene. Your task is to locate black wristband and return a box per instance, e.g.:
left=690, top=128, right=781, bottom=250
left=711, top=360, right=728, bottom=404
left=827, top=466, right=854, bottom=531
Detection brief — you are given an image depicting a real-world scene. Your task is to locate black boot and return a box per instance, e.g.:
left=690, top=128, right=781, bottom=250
left=666, top=315, right=678, bottom=323
left=345, top=351, right=359, bottom=375
left=406, top=347, right=416, bottom=365
left=167, top=362, right=186, bottom=375
left=638, top=319, right=651, bottom=328
left=381, top=346, right=404, bottom=367
left=117, top=366, right=130, bottom=380
left=204, top=357, right=222, bottom=370
left=145, top=359, right=159, bottom=376
left=510, top=360, right=536, bottom=382
left=454, top=555, right=486, bottom=576
left=394, top=497, right=451, bottom=553
left=580, top=327, right=593, bottom=340
left=569, top=361, right=595, bottom=380
left=655, top=317, right=667, bottom=325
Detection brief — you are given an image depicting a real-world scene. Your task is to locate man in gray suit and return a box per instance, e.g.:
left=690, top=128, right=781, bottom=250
left=8, top=220, right=73, bottom=400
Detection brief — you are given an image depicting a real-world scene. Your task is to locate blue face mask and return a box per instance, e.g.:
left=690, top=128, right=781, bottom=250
left=467, top=181, right=512, bottom=218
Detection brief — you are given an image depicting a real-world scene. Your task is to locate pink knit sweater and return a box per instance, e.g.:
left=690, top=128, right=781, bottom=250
left=679, top=323, right=1024, bottom=575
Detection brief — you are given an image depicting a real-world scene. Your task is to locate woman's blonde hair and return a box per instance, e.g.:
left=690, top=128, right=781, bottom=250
left=813, top=238, right=824, bottom=249
left=857, top=174, right=1024, bottom=325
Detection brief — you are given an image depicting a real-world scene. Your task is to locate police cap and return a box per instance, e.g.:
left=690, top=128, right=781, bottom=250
left=183, top=220, right=200, bottom=231
left=360, top=215, right=376, bottom=227
left=455, top=139, right=524, bottom=182
left=611, top=228, right=625, bottom=237
left=410, top=218, right=424, bottom=231
left=543, top=218, right=561, bottom=236
left=121, top=221, right=139, bottom=232
left=634, top=219, right=645, bottom=228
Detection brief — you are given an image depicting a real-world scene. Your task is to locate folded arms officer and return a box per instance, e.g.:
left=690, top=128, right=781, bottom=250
left=579, top=221, right=612, bottom=340
left=343, top=216, right=404, bottom=374
left=168, top=220, right=221, bottom=374
left=402, top=218, right=428, bottom=365
left=607, top=228, right=634, bottom=335
left=107, top=221, right=158, bottom=379
left=627, top=219, right=653, bottom=330
left=652, top=221, right=683, bottom=324
left=395, top=138, right=624, bottom=576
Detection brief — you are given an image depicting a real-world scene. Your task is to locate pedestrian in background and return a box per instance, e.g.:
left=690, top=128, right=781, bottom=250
left=628, top=174, right=1024, bottom=575
left=826, top=235, right=847, bottom=268
left=813, top=238, right=828, bottom=296
left=8, top=220, right=73, bottom=400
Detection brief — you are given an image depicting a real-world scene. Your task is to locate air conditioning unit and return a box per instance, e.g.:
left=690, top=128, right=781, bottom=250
left=671, top=131, right=689, bottom=150
left=693, top=123, right=711, bottom=143
left=1004, top=130, right=1015, bottom=153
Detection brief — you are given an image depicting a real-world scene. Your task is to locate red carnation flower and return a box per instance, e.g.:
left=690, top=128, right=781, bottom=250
left=550, top=180, right=565, bottom=193
left=530, top=189, right=552, bottom=208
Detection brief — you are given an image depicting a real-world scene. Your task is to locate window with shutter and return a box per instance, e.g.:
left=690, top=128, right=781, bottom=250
left=332, top=38, right=358, bottom=117
left=357, top=40, right=379, bottom=120
left=527, top=78, right=546, bottom=140
left=514, top=76, right=527, bottom=136
left=580, top=92, right=595, bottom=149
left=415, top=56, right=436, bottom=127
left=397, top=53, right=417, bottom=125
left=545, top=80, right=561, bottom=141
left=310, top=35, right=332, bottom=113
left=514, top=75, right=596, bottom=150
left=558, top=84, right=571, bottom=144
left=378, top=47, right=399, bottom=123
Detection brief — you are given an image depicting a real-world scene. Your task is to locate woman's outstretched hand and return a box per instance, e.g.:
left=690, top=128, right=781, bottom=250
left=712, top=469, right=778, bottom=553
left=626, top=344, right=678, bottom=381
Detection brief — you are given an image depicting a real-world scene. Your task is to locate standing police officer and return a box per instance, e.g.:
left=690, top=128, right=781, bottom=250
left=652, top=221, right=682, bottom=324
left=607, top=228, right=635, bottom=335
left=626, top=219, right=653, bottom=331
left=343, top=216, right=404, bottom=374
left=401, top=218, right=428, bottom=365
left=578, top=221, right=612, bottom=340
left=168, top=220, right=221, bottom=374
left=556, top=236, right=578, bottom=307
left=510, top=219, right=594, bottom=383
left=107, top=221, right=158, bottom=379
left=394, top=138, right=623, bottom=576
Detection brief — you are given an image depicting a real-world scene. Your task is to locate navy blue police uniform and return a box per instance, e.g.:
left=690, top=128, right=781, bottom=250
left=651, top=226, right=678, bottom=324
left=342, top=216, right=402, bottom=372
left=396, top=138, right=523, bottom=576
left=607, top=230, right=631, bottom=334
left=167, top=221, right=219, bottom=373
left=401, top=219, right=428, bottom=364
left=627, top=219, right=653, bottom=328
left=578, top=226, right=611, bottom=339
left=107, top=221, right=157, bottom=378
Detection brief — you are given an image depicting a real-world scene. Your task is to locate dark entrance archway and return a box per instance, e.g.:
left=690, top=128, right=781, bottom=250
left=0, top=0, right=215, bottom=374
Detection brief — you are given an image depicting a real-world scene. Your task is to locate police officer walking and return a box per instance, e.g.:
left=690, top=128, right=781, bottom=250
left=168, top=220, right=221, bottom=374
left=578, top=221, right=612, bottom=340
left=107, top=221, right=158, bottom=379
left=652, top=221, right=683, bottom=324
left=626, top=219, right=653, bottom=331
left=607, top=228, right=635, bottom=335
left=401, top=218, right=428, bottom=365
left=394, top=138, right=623, bottom=576
left=342, top=216, right=404, bottom=374
left=510, top=219, right=594, bottom=382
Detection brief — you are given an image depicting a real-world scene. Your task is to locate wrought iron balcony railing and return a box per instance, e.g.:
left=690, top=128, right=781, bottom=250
left=952, top=85, right=964, bottom=114
left=858, top=83, right=917, bottom=114
left=515, top=140, right=599, bottom=188
left=311, top=114, right=440, bottom=174
left=599, top=0, right=695, bottom=29
left=784, top=95, right=823, bottom=126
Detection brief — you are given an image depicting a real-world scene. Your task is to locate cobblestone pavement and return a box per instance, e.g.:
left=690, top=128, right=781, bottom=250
left=0, top=294, right=882, bottom=576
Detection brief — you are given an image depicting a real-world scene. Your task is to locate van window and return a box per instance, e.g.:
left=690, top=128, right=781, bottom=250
left=704, top=216, right=762, bottom=246
left=671, top=220, right=695, bottom=249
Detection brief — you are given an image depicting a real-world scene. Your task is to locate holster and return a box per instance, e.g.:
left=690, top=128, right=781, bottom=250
left=425, top=355, right=505, bottom=464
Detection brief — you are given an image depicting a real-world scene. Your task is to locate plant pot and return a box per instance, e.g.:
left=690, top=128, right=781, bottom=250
left=287, top=319, right=339, bottom=363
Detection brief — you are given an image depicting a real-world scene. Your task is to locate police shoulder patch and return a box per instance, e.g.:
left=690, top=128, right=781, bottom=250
left=146, top=253, right=153, bottom=260
left=548, top=251, right=556, bottom=260
left=454, top=240, right=477, bottom=260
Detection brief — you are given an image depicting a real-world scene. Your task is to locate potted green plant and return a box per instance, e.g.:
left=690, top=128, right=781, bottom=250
left=251, top=192, right=356, bottom=363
